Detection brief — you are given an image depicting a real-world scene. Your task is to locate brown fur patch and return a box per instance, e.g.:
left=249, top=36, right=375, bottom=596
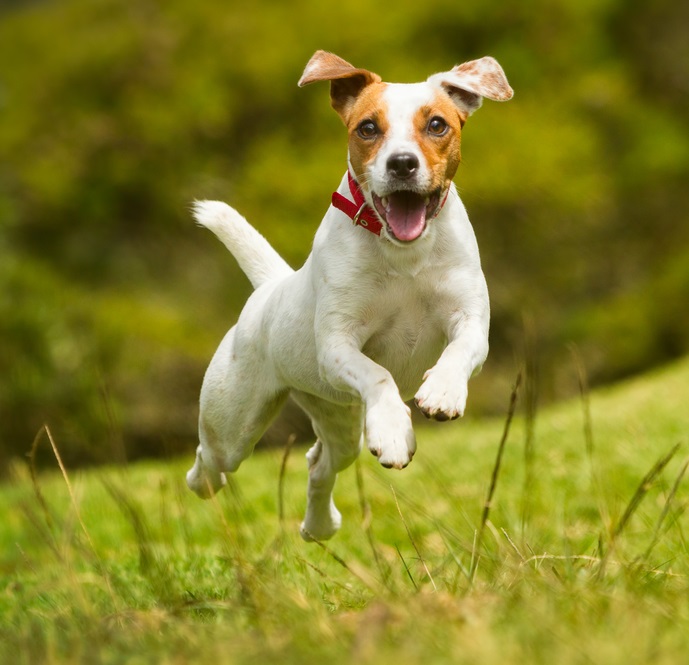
left=412, top=91, right=463, bottom=191
left=298, top=51, right=383, bottom=117
left=342, top=86, right=463, bottom=192
left=342, top=83, right=391, bottom=184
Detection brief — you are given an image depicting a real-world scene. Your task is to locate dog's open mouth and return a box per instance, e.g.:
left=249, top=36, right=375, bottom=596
left=372, top=190, right=442, bottom=242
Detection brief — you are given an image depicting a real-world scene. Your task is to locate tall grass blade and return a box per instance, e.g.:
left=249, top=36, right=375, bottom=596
left=520, top=315, right=539, bottom=534
left=31, top=425, right=121, bottom=615
left=570, top=345, right=610, bottom=544
left=297, top=556, right=360, bottom=596
left=612, top=443, right=680, bottom=541
left=471, top=371, right=522, bottom=581
left=26, top=427, right=62, bottom=559
left=501, top=527, right=526, bottom=563
left=598, top=442, right=681, bottom=577
left=395, top=544, right=418, bottom=591
left=437, top=529, right=472, bottom=587
left=278, top=434, right=296, bottom=528
left=391, top=484, right=436, bottom=591
left=355, top=459, right=392, bottom=590
left=43, top=427, right=95, bottom=553
left=304, top=531, right=383, bottom=593
left=204, top=482, right=265, bottom=631
left=99, top=376, right=127, bottom=465
left=102, top=478, right=157, bottom=574
left=569, top=345, right=594, bottom=461
left=638, top=456, right=689, bottom=564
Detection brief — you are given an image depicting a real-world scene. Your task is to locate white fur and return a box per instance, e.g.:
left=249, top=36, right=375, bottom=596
left=187, top=57, right=507, bottom=542
left=368, top=84, right=437, bottom=191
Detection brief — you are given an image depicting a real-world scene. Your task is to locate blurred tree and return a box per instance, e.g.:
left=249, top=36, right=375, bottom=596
left=0, top=0, right=687, bottom=471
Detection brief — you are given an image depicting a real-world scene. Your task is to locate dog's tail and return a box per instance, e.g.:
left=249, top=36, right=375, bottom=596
left=192, top=200, right=294, bottom=289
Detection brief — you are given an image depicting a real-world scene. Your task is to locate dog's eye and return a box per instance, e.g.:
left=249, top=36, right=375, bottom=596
left=428, top=117, right=449, bottom=136
left=357, top=120, right=379, bottom=139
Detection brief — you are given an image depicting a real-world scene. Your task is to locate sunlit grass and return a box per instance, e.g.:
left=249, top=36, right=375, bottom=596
left=2, top=357, right=689, bottom=664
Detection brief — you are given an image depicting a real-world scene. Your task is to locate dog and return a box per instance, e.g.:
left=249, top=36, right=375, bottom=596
left=187, top=50, right=513, bottom=541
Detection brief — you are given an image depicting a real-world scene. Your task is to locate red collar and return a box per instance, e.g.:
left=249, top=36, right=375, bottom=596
left=331, top=171, right=383, bottom=236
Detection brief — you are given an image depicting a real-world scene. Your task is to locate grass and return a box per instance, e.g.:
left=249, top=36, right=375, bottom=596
left=2, top=356, right=689, bottom=664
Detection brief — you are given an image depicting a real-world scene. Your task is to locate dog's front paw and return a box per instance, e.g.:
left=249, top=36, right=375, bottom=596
left=414, top=369, right=468, bottom=421
left=366, top=397, right=416, bottom=469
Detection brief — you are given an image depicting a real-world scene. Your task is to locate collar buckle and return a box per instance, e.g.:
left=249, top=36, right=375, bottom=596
left=331, top=172, right=383, bottom=236
left=352, top=204, right=368, bottom=227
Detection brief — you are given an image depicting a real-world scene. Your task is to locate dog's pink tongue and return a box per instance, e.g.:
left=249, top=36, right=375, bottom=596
left=386, top=192, right=427, bottom=242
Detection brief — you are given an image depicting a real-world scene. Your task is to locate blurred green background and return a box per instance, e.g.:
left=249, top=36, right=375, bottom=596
left=1, top=0, right=688, bottom=472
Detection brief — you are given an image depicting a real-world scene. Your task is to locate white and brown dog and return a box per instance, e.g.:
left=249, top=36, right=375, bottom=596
left=187, top=50, right=513, bottom=540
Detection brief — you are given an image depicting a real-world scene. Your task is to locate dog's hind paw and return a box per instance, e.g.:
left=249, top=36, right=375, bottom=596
left=186, top=445, right=227, bottom=499
left=300, top=502, right=342, bottom=542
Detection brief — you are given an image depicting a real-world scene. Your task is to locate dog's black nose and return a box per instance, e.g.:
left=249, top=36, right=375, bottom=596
left=387, top=152, right=419, bottom=179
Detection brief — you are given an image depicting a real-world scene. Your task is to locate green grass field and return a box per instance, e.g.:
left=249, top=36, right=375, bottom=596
left=2, top=357, right=689, bottom=664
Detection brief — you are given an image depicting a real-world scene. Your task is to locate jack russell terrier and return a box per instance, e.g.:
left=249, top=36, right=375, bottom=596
left=187, top=50, right=513, bottom=541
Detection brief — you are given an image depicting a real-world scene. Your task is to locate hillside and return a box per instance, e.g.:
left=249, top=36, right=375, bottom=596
left=1, top=357, right=688, bottom=664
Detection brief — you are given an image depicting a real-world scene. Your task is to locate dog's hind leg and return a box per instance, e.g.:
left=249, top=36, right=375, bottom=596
left=293, top=395, right=363, bottom=541
left=187, top=325, right=289, bottom=499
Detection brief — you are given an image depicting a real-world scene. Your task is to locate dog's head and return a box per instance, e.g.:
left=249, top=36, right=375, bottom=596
left=299, top=51, right=513, bottom=244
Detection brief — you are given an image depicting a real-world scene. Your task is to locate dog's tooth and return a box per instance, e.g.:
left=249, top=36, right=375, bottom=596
left=382, top=197, right=389, bottom=209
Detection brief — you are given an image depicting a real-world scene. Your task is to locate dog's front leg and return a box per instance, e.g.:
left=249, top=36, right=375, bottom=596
left=414, top=312, right=489, bottom=421
left=318, top=339, right=416, bottom=469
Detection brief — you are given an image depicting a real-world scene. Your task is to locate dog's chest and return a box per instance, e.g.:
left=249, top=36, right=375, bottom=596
left=359, top=277, right=447, bottom=398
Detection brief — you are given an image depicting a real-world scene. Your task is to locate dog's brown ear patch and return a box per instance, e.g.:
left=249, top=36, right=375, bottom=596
left=298, top=50, right=382, bottom=117
left=428, top=56, right=513, bottom=117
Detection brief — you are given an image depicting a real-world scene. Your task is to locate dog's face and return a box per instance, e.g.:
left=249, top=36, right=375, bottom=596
left=299, top=51, right=513, bottom=244
left=343, top=81, right=463, bottom=243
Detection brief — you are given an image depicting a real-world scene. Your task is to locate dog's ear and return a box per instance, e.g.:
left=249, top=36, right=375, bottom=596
left=428, top=57, right=513, bottom=121
left=298, top=50, right=382, bottom=118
